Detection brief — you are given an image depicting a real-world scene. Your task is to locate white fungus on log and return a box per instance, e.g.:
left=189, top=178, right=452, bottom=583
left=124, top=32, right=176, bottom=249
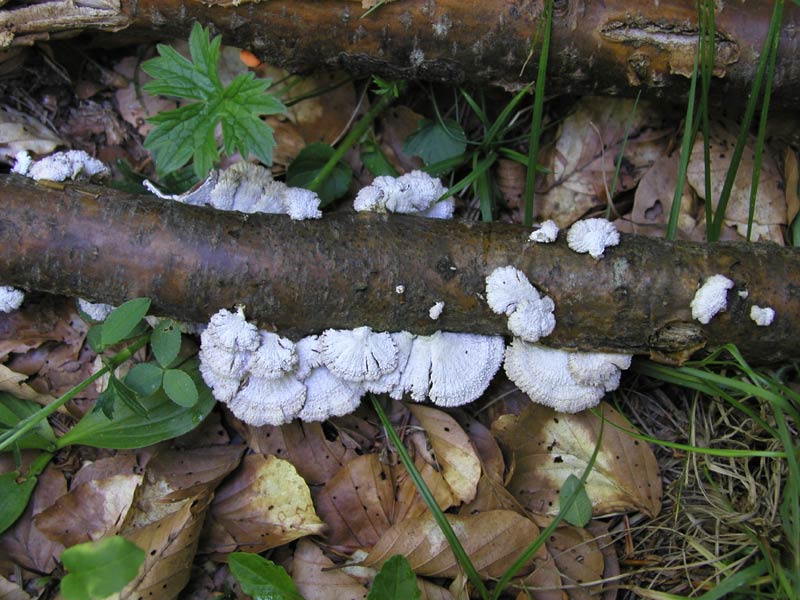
left=528, top=220, right=559, bottom=243
left=750, top=305, right=775, bottom=327
left=319, top=326, right=398, bottom=382
left=504, top=340, right=631, bottom=413
left=566, top=218, right=620, bottom=259
left=690, top=274, right=734, bottom=324
left=429, top=301, right=445, bottom=320
left=353, top=170, right=454, bottom=218
left=12, top=150, right=109, bottom=182
left=485, top=266, right=555, bottom=343
left=0, top=286, right=24, bottom=313
left=77, top=298, right=115, bottom=322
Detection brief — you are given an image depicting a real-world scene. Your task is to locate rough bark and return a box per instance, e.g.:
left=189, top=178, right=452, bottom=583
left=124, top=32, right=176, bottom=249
left=1, top=1, right=799, bottom=107
left=0, top=174, right=798, bottom=363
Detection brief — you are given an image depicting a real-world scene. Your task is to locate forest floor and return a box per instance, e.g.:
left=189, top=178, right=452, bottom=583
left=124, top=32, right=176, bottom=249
left=0, top=27, right=798, bottom=600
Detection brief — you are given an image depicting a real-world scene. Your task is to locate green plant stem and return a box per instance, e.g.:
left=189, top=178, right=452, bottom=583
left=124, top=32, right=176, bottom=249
left=489, top=408, right=605, bottom=599
left=523, top=0, right=553, bottom=227
left=370, top=396, right=490, bottom=599
left=0, top=336, right=149, bottom=453
left=709, top=0, right=783, bottom=241
left=306, top=85, right=401, bottom=195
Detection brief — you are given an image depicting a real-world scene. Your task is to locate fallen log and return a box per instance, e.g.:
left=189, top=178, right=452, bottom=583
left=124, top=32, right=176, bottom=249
left=0, top=174, right=798, bottom=363
left=1, top=1, right=799, bottom=107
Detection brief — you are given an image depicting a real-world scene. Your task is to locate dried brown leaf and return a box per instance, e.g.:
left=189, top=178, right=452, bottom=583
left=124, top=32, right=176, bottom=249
left=234, top=419, right=358, bottom=486
left=511, top=554, right=564, bottom=600
left=546, top=526, right=605, bottom=599
left=418, top=578, right=455, bottom=600
left=0, top=575, right=30, bottom=600
left=536, top=97, right=673, bottom=225
left=33, top=472, right=141, bottom=547
left=407, top=404, right=480, bottom=504
left=0, top=106, right=63, bottom=163
left=785, top=149, right=799, bottom=225
left=492, top=403, right=662, bottom=519
left=392, top=454, right=455, bottom=523
left=201, top=454, right=325, bottom=556
left=0, top=365, right=54, bottom=406
left=362, top=510, right=544, bottom=578
left=0, top=464, right=66, bottom=573
left=380, top=105, right=425, bottom=174
left=120, top=493, right=213, bottom=600
left=292, top=538, right=369, bottom=600
left=687, top=117, right=787, bottom=243
left=496, top=158, right=527, bottom=210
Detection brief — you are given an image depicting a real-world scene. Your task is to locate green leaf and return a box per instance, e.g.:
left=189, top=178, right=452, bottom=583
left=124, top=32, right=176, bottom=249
left=162, top=369, right=198, bottom=407
left=360, top=141, right=399, bottom=177
left=151, top=319, right=181, bottom=368
left=142, top=23, right=286, bottom=179
left=124, top=363, right=164, bottom=397
left=58, top=360, right=213, bottom=449
left=228, top=552, right=303, bottom=600
left=86, top=324, right=105, bottom=353
left=60, top=536, right=145, bottom=600
left=287, top=142, right=352, bottom=205
left=100, top=298, right=151, bottom=347
left=559, top=474, right=593, bottom=527
left=0, top=394, right=56, bottom=450
left=404, top=118, right=467, bottom=165
left=94, top=373, right=148, bottom=420
left=0, top=453, right=52, bottom=534
left=367, top=555, right=420, bottom=600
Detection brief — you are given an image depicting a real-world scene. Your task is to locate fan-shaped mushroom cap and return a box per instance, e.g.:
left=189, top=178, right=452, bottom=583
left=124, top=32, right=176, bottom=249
left=77, top=298, right=114, bottom=322
left=18, top=150, right=109, bottom=182
left=364, top=331, right=414, bottom=396
left=506, top=297, right=556, bottom=343
left=690, top=274, right=734, bottom=324
left=297, top=367, right=365, bottom=422
left=228, top=374, right=306, bottom=426
left=396, top=335, right=434, bottom=402
left=566, top=218, right=620, bottom=259
left=209, top=161, right=284, bottom=213
left=529, top=220, right=559, bottom=243
left=504, top=340, right=626, bottom=413
left=750, top=305, right=775, bottom=326
left=246, top=331, right=297, bottom=379
left=0, top=286, right=24, bottom=313
left=429, top=332, right=505, bottom=407
left=203, top=308, right=261, bottom=353
left=198, top=343, right=252, bottom=381
left=485, top=266, right=540, bottom=316
left=198, top=360, right=240, bottom=404
left=319, top=326, right=398, bottom=382
left=282, top=187, right=323, bottom=220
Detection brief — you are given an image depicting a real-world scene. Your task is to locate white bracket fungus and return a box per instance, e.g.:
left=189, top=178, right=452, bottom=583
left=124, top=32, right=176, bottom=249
left=77, top=298, right=115, bottom=322
left=529, top=220, right=559, bottom=243
left=149, top=162, right=322, bottom=220
left=485, top=266, right=555, bottom=343
left=428, top=301, right=445, bottom=320
left=690, top=274, right=734, bottom=324
left=0, top=286, right=24, bottom=313
left=504, top=340, right=632, bottom=413
left=566, top=218, right=620, bottom=259
left=13, top=150, right=109, bottom=182
left=319, top=326, right=398, bottom=382
left=750, top=305, right=775, bottom=327
left=353, top=171, right=454, bottom=219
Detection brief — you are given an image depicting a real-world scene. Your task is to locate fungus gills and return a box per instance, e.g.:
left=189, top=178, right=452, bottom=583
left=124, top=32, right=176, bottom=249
left=0, top=286, right=24, bottom=313
left=750, top=305, right=775, bottom=327
left=690, top=274, right=734, bottom=324
left=353, top=170, right=454, bottom=218
left=529, top=220, right=559, bottom=243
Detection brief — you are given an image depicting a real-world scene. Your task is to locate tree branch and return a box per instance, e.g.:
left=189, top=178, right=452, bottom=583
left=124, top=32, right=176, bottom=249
left=1, top=174, right=797, bottom=363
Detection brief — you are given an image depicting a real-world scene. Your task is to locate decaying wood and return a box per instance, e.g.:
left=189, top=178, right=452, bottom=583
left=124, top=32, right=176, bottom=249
left=0, top=174, right=797, bottom=363
left=1, top=1, right=799, bottom=106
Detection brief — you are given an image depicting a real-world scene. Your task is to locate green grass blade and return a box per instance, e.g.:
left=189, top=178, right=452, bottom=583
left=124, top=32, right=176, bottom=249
left=436, top=152, right=497, bottom=203
left=370, top=396, right=490, bottom=599
left=459, top=88, right=489, bottom=129
left=709, top=0, right=784, bottom=241
left=522, top=0, right=553, bottom=227
left=484, top=83, right=533, bottom=147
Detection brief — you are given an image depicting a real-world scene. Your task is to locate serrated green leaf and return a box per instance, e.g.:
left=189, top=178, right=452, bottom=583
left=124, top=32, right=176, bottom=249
left=559, top=474, right=593, bottom=527
left=228, top=552, right=303, bottom=600
left=0, top=394, right=56, bottom=451
left=0, top=453, right=52, bottom=534
left=163, top=369, right=198, bottom=407
left=286, top=142, right=352, bottom=204
left=368, top=555, right=420, bottom=600
left=100, top=298, right=151, bottom=347
left=142, top=23, right=286, bottom=179
left=361, top=141, right=399, bottom=177
left=124, top=363, right=164, bottom=397
left=57, top=361, right=213, bottom=449
left=60, top=536, right=145, bottom=600
left=404, top=118, right=467, bottom=165
left=151, top=319, right=181, bottom=368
